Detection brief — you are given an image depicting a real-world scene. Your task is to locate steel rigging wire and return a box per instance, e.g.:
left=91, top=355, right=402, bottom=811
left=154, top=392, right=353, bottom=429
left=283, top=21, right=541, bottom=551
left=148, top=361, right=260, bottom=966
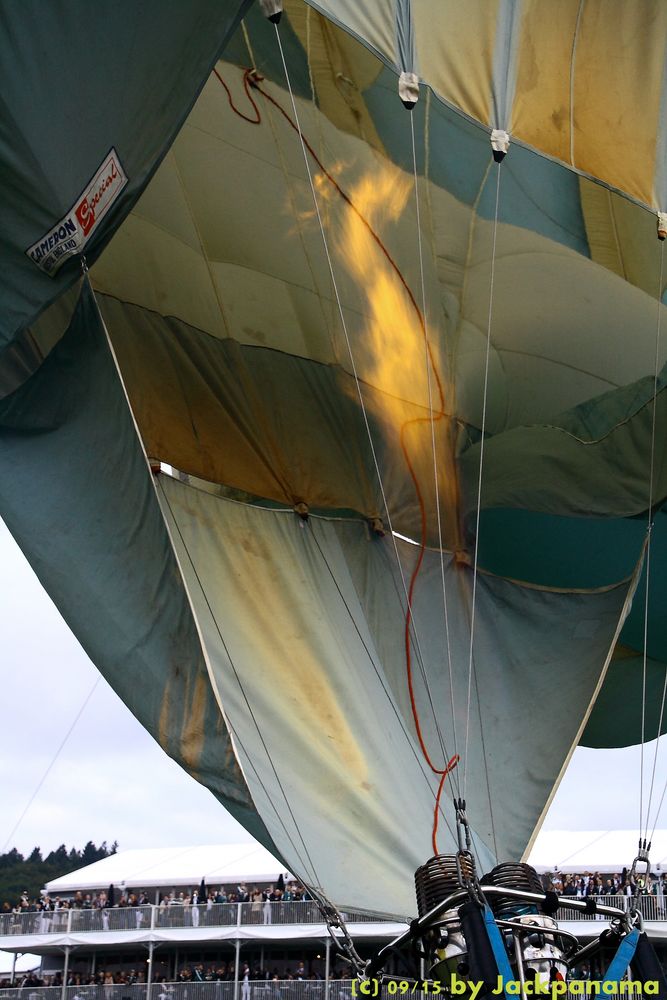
left=269, top=20, right=462, bottom=854
left=461, top=159, right=503, bottom=866
left=640, top=239, right=665, bottom=843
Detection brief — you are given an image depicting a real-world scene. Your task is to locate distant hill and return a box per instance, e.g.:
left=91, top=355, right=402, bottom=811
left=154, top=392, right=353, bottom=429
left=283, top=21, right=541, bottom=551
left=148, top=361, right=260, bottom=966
left=0, top=841, right=118, bottom=906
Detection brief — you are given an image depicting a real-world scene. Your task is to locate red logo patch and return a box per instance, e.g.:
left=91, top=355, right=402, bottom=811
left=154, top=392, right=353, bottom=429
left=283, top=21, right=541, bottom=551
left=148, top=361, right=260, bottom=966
left=75, top=157, right=120, bottom=236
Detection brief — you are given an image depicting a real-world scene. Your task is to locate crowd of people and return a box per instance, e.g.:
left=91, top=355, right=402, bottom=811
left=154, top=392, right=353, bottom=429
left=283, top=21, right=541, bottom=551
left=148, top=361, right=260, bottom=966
left=1, top=888, right=147, bottom=917
left=156, top=883, right=314, bottom=927
left=3, top=881, right=311, bottom=910
left=541, top=869, right=667, bottom=897
left=0, top=962, right=355, bottom=991
left=3, top=869, right=667, bottom=992
left=6, top=869, right=664, bottom=914
left=1, top=880, right=313, bottom=934
left=2, top=879, right=312, bottom=913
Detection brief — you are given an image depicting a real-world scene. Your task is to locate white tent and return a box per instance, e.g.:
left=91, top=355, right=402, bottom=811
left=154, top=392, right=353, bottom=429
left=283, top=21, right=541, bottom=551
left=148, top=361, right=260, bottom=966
left=0, top=951, right=41, bottom=977
left=45, top=844, right=291, bottom=895
left=528, top=830, right=667, bottom=873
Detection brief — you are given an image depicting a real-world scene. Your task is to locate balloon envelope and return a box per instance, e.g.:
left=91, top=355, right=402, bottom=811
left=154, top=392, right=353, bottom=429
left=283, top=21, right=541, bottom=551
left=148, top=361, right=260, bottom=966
left=1, top=1, right=666, bottom=917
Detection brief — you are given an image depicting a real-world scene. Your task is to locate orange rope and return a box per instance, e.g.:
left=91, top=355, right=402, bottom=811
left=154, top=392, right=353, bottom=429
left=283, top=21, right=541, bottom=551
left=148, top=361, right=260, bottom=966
left=433, top=757, right=461, bottom=855
left=213, top=67, right=262, bottom=124
left=216, top=66, right=459, bottom=852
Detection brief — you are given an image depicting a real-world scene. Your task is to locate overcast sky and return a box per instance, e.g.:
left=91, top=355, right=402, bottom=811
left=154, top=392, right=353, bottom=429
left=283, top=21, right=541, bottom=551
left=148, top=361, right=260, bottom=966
left=2, top=514, right=666, bottom=864
left=0, top=516, right=249, bottom=858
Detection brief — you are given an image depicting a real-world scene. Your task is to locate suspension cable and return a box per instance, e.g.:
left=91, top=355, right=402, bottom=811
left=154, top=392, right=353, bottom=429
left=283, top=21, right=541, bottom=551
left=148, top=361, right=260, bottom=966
left=156, top=476, right=322, bottom=889
left=270, top=25, right=460, bottom=813
left=409, top=110, right=460, bottom=796
left=2, top=676, right=100, bottom=852
left=218, top=53, right=461, bottom=848
left=92, top=271, right=360, bottom=932
left=86, top=272, right=323, bottom=889
left=215, top=64, right=457, bottom=785
left=309, top=522, right=459, bottom=850
left=640, top=240, right=665, bottom=840
left=649, top=736, right=667, bottom=845
left=463, top=161, right=503, bottom=800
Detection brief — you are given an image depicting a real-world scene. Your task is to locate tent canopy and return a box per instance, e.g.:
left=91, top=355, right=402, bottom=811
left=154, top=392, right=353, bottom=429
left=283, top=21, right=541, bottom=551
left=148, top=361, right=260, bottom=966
left=45, top=844, right=289, bottom=895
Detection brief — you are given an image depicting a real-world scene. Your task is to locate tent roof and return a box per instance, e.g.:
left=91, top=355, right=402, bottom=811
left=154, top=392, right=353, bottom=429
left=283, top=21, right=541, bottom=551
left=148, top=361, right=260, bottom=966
left=528, top=829, right=667, bottom=874
left=45, top=844, right=291, bottom=894
left=0, top=951, right=41, bottom=976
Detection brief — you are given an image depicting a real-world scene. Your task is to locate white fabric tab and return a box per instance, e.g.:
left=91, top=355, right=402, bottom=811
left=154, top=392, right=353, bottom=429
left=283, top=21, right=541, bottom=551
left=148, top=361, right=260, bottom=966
left=491, top=129, right=511, bottom=155
left=398, top=71, right=420, bottom=107
left=657, top=212, right=667, bottom=241
left=259, top=0, right=282, bottom=19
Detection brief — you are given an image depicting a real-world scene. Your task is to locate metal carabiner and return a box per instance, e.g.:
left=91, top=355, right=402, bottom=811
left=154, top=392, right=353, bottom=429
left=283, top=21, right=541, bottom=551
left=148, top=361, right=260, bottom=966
left=628, top=838, right=652, bottom=925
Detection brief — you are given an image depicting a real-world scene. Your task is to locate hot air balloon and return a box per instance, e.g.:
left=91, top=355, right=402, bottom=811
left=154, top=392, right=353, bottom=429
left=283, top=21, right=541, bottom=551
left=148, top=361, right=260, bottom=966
left=2, top=1, right=667, bottom=945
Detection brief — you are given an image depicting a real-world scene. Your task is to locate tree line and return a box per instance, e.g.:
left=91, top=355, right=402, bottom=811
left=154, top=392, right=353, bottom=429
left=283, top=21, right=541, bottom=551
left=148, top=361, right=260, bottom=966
left=0, top=841, right=118, bottom=905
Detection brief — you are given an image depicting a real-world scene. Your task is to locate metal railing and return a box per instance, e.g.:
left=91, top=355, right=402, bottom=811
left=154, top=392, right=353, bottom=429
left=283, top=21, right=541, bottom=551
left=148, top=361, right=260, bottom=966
left=3, top=893, right=665, bottom=942
left=0, top=911, right=70, bottom=937
left=0, top=982, right=649, bottom=1000
left=237, top=903, right=380, bottom=926
left=0, top=983, right=339, bottom=1000
left=0, top=908, right=154, bottom=938
left=0, top=903, right=391, bottom=941
left=0, top=983, right=370, bottom=1000
left=71, top=909, right=153, bottom=933
left=154, top=905, right=236, bottom=930
left=556, top=893, right=667, bottom=922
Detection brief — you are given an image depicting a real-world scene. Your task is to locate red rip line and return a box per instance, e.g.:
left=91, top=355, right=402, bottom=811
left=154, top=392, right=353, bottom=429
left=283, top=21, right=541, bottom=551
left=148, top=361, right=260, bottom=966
left=215, top=67, right=460, bottom=854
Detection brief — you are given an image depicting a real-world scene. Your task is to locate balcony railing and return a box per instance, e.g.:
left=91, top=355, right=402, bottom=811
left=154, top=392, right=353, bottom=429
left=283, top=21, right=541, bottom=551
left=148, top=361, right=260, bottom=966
left=236, top=903, right=380, bottom=926
left=0, top=984, right=349, bottom=1000
left=0, top=907, right=155, bottom=938
left=0, top=981, right=645, bottom=1000
left=556, top=893, right=667, bottom=922
left=0, top=902, right=394, bottom=940
left=0, top=982, right=402, bottom=1000
left=2, top=893, right=666, bottom=941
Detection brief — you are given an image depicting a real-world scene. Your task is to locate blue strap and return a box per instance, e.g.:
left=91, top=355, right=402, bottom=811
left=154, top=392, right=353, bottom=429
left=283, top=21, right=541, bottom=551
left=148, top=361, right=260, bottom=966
left=482, top=903, right=514, bottom=999
left=603, top=927, right=641, bottom=984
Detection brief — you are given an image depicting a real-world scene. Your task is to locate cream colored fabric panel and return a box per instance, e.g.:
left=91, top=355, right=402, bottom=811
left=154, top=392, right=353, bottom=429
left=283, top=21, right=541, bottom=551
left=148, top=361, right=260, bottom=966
left=569, top=1, right=667, bottom=207
left=93, top=76, right=339, bottom=363
left=92, top=210, right=227, bottom=339
left=126, top=149, right=203, bottom=255
left=90, top=26, right=667, bottom=531
left=100, top=294, right=463, bottom=548
left=210, top=262, right=333, bottom=359
left=156, top=476, right=632, bottom=909
left=429, top=187, right=667, bottom=431
left=174, top=127, right=322, bottom=292
left=458, top=232, right=666, bottom=430
left=511, top=0, right=581, bottom=164
left=412, top=0, right=497, bottom=127
left=94, top=88, right=665, bottom=496
left=306, top=0, right=398, bottom=68
left=289, top=3, right=386, bottom=154
left=96, top=59, right=446, bottom=398
left=100, top=295, right=371, bottom=511
left=491, top=351, right=612, bottom=432
left=459, top=383, right=667, bottom=519
left=363, top=541, right=634, bottom=870
left=156, top=478, right=455, bottom=916
left=579, top=178, right=665, bottom=297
